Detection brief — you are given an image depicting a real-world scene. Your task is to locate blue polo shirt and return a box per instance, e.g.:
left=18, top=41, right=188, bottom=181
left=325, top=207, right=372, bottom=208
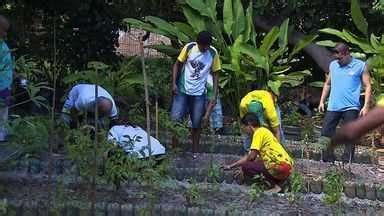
left=327, top=58, right=366, bottom=112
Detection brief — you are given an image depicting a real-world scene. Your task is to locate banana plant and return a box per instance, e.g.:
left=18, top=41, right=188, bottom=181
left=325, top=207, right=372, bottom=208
left=124, top=0, right=316, bottom=114
left=318, top=0, right=384, bottom=99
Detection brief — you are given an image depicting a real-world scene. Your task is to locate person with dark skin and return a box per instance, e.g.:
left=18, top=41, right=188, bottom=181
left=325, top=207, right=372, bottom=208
left=61, top=84, right=118, bottom=128
left=223, top=113, right=293, bottom=193
left=170, top=31, right=221, bottom=158
left=318, top=43, right=371, bottom=162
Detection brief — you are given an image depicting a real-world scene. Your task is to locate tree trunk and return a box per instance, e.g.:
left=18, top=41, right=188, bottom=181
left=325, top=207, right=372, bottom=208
left=253, top=15, right=333, bottom=73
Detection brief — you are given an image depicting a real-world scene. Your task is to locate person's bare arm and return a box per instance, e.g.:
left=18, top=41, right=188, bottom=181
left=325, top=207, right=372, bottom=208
left=271, top=126, right=281, bottom=142
left=359, top=65, right=372, bottom=116
left=223, top=150, right=259, bottom=170
left=331, top=106, right=384, bottom=147
left=202, top=100, right=215, bottom=127
left=172, top=60, right=183, bottom=95
left=212, top=71, right=219, bottom=102
left=318, top=73, right=331, bottom=113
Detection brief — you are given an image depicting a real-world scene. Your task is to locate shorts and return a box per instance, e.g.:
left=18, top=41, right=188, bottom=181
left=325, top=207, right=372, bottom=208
left=170, top=91, right=206, bottom=129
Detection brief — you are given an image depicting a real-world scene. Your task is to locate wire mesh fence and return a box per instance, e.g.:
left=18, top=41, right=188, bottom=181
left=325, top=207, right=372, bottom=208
left=116, top=28, right=171, bottom=58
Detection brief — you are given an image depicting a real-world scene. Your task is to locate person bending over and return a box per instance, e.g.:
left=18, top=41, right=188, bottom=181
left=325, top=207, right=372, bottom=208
left=223, top=113, right=293, bottom=193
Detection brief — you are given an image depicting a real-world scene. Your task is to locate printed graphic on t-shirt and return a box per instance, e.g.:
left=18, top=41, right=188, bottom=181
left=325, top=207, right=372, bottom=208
left=190, top=60, right=206, bottom=80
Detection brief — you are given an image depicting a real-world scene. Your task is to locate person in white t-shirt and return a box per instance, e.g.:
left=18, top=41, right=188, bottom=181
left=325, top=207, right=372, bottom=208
left=170, top=31, right=221, bottom=158
left=61, top=84, right=118, bottom=128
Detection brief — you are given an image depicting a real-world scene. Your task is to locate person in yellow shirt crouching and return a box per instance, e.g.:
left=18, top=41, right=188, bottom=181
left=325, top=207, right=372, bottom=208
left=223, top=113, right=294, bottom=193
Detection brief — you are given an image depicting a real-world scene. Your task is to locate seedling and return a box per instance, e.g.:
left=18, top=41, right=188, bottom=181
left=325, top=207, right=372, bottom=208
left=323, top=170, right=345, bottom=205
left=287, top=171, right=304, bottom=203
left=184, top=180, right=201, bottom=206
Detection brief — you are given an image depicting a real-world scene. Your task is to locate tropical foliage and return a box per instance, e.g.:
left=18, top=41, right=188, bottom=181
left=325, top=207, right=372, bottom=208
left=124, top=0, right=317, bottom=114
left=319, top=0, right=384, bottom=99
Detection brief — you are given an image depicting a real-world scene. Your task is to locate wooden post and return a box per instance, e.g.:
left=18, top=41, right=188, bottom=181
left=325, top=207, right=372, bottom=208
left=155, top=97, right=159, bottom=139
left=47, top=13, right=57, bottom=209
left=139, top=34, right=152, bottom=156
left=90, top=68, right=99, bottom=215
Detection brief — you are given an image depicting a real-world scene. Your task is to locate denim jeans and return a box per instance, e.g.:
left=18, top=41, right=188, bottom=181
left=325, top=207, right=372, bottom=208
left=321, top=110, right=359, bottom=162
left=170, top=92, right=206, bottom=128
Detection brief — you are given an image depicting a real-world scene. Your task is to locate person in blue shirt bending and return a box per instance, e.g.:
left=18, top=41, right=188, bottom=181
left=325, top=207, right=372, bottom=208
left=318, top=43, right=371, bottom=162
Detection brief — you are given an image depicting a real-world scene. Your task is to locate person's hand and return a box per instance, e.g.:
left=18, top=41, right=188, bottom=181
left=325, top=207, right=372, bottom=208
left=222, top=164, right=232, bottom=170
left=359, top=105, right=369, bottom=117
left=234, top=168, right=244, bottom=182
left=202, top=115, right=209, bottom=128
left=172, top=84, right=178, bottom=95
left=318, top=102, right=325, bottom=113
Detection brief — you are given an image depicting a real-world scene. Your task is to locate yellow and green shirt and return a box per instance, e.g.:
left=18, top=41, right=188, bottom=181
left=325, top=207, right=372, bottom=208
left=239, top=90, right=279, bottom=128
left=377, top=97, right=384, bottom=107
left=250, top=127, right=293, bottom=170
left=177, top=42, right=221, bottom=96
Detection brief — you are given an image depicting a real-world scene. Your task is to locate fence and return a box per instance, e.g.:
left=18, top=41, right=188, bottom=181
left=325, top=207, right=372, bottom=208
left=116, top=28, right=171, bottom=58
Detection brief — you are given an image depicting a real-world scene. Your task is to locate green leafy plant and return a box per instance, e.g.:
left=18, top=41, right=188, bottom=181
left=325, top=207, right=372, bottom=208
left=283, top=111, right=301, bottom=126
left=377, top=185, right=384, bottom=194
left=319, top=0, right=384, bottom=100
left=300, top=116, right=316, bottom=142
left=64, top=126, right=110, bottom=181
left=207, top=163, right=222, bottom=183
left=158, top=108, right=189, bottom=140
left=107, top=133, right=169, bottom=187
left=249, top=174, right=268, bottom=202
left=6, top=116, right=49, bottom=158
left=323, top=170, right=345, bottom=205
left=287, top=171, right=304, bottom=203
left=184, top=180, right=201, bottom=206
left=124, top=0, right=316, bottom=115
left=0, top=199, right=7, bottom=216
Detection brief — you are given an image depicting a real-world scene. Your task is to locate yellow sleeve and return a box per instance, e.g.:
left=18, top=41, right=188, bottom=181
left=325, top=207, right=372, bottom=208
left=177, top=44, right=189, bottom=63
left=212, top=53, right=221, bottom=72
left=378, top=98, right=384, bottom=107
left=250, top=128, right=266, bottom=151
left=262, top=96, right=280, bottom=128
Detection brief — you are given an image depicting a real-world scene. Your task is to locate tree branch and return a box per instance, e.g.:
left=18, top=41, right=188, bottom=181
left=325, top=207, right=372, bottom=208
left=253, top=15, right=333, bottom=73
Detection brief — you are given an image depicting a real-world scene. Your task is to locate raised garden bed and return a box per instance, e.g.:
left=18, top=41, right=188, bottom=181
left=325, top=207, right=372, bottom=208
left=1, top=171, right=383, bottom=216
left=159, top=133, right=378, bottom=164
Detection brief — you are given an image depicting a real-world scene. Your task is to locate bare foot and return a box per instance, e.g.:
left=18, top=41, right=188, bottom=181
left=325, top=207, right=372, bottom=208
left=266, top=184, right=282, bottom=193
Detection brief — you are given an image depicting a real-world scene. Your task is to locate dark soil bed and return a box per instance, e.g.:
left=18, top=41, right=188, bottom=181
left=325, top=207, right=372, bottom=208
left=1, top=174, right=383, bottom=215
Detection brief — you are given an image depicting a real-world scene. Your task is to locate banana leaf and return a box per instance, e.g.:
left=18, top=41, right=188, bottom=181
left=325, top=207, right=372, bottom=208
left=232, top=0, right=245, bottom=40
left=260, top=26, right=279, bottom=56
left=182, top=6, right=206, bottom=33
left=351, top=0, right=368, bottom=37
left=223, top=0, right=234, bottom=37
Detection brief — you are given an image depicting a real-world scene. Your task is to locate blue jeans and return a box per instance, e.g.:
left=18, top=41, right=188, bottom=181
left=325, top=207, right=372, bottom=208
left=187, top=97, right=223, bottom=129
left=0, top=106, right=8, bottom=141
left=170, top=92, right=206, bottom=129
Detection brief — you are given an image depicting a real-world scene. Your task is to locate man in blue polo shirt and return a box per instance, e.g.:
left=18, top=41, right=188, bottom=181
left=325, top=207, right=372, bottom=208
left=0, top=15, right=13, bottom=142
left=318, top=43, right=371, bottom=162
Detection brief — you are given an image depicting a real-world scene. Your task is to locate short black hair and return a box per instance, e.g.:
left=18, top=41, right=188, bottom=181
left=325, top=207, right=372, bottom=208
left=240, top=113, right=261, bottom=127
left=332, top=42, right=350, bottom=54
left=197, top=31, right=212, bottom=46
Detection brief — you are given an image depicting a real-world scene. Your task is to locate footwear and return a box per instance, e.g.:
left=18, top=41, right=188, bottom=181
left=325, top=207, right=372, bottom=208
left=192, top=153, right=198, bottom=160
